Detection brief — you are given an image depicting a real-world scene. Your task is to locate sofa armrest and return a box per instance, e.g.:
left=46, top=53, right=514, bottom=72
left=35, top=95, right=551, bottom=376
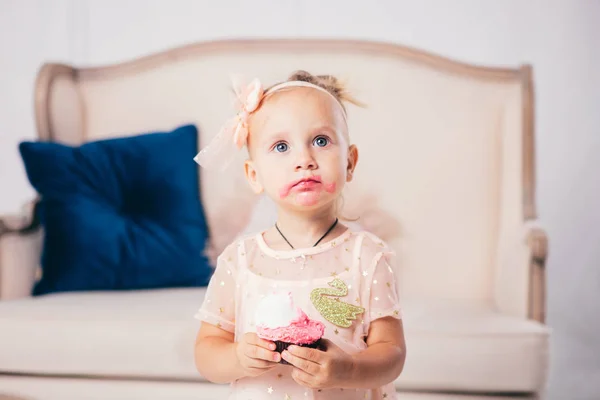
left=494, top=220, right=548, bottom=323
left=527, top=225, right=548, bottom=323
left=0, top=200, right=43, bottom=300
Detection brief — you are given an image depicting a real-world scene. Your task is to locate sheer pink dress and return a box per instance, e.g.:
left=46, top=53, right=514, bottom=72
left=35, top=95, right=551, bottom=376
left=194, top=228, right=402, bottom=399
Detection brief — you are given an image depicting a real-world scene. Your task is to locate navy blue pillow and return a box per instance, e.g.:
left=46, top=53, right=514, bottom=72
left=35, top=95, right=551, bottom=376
left=19, top=124, right=213, bottom=296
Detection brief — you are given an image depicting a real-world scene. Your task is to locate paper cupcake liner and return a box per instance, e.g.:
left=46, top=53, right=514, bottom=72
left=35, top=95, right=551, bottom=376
left=274, top=339, right=323, bottom=365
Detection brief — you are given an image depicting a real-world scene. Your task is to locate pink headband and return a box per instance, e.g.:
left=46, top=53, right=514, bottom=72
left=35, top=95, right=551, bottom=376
left=193, top=76, right=348, bottom=171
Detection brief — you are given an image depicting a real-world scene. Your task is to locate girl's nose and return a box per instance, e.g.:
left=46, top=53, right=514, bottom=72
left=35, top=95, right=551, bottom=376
left=295, top=149, right=317, bottom=171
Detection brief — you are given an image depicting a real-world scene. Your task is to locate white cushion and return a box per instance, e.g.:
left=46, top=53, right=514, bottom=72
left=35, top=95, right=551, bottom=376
left=396, top=299, right=550, bottom=392
left=0, top=288, right=203, bottom=380
left=0, top=289, right=549, bottom=392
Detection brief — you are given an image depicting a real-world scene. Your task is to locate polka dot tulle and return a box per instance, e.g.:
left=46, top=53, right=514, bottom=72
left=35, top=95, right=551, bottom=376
left=194, top=229, right=402, bottom=399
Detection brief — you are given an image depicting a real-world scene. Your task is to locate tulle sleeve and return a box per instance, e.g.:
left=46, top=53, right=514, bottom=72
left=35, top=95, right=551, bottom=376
left=194, top=244, right=238, bottom=333
left=368, top=251, right=402, bottom=322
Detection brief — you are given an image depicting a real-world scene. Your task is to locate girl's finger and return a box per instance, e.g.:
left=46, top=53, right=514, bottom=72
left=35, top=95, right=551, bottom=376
left=245, top=344, right=281, bottom=362
left=247, top=358, right=279, bottom=370
left=247, top=334, right=277, bottom=351
left=291, top=368, right=317, bottom=389
left=281, top=350, right=319, bottom=375
left=287, top=345, right=323, bottom=364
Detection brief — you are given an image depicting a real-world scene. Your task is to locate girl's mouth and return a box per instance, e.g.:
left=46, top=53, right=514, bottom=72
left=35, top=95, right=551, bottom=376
left=280, top=176, right=322, bottom=198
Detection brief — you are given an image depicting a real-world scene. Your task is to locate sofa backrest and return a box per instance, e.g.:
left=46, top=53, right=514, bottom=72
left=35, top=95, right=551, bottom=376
left=34, top=39, right=536, bottom=303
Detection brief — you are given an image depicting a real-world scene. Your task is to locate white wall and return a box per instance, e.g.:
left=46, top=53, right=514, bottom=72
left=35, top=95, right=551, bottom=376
left=1, top=0, right=599, bottom=398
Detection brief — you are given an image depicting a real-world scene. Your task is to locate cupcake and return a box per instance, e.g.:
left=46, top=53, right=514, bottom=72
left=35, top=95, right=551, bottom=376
left=255, top=292, right=325, bottom=364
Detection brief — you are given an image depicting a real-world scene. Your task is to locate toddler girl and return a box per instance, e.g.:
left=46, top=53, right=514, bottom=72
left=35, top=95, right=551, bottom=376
left=193, top=71, right=406, bottom=399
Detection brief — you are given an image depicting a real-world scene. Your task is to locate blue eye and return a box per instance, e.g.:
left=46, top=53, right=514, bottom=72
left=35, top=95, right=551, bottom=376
left=275, top=142, right=288, bottom=152
left=314, top=136, right=329, bottom=147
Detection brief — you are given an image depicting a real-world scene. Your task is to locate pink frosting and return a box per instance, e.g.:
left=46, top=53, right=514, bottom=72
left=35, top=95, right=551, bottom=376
left=257, top=309, right=325, bottom=345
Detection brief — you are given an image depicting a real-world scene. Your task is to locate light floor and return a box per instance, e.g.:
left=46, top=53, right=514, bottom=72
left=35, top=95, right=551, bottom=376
left=396, top=393, right=533, bottom=400
left=0, top=376, right=537, bottom=400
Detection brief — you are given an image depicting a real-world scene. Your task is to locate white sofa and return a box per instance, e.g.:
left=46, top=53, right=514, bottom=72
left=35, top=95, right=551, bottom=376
left=0, top=39, right=550, bottom=400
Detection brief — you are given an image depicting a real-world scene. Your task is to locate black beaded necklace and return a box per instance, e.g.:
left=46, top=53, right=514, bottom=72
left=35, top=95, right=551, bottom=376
left=275, top=218, right=339, bottom=249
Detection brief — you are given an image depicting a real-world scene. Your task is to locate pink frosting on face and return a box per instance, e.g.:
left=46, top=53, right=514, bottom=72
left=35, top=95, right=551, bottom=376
left=257, top=309, right=325, bottom=345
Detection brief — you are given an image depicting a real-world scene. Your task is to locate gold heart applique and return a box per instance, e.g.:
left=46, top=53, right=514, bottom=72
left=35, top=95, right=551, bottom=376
left=310, top=278, right=364, bottom=328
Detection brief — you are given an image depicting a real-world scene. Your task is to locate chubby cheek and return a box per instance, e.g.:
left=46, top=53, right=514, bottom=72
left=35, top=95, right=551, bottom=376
left=263, top=173, right=289, bottom=199
left=320, top=155, right=346, bottom=194
left=326, top=161, right=349, bottom=194
left=278, top=185, right=292, bottom=199
left=324, top=182, right=337, bottom=193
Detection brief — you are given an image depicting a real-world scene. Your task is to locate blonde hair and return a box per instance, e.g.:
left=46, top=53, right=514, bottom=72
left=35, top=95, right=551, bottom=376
left=266, top=70, right=366, bottom=113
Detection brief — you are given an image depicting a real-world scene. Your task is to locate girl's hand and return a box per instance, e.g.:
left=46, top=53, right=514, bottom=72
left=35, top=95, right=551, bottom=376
left=281, top=339, right=355, bottom=389
left=235, top=332, right=281, bottom=377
